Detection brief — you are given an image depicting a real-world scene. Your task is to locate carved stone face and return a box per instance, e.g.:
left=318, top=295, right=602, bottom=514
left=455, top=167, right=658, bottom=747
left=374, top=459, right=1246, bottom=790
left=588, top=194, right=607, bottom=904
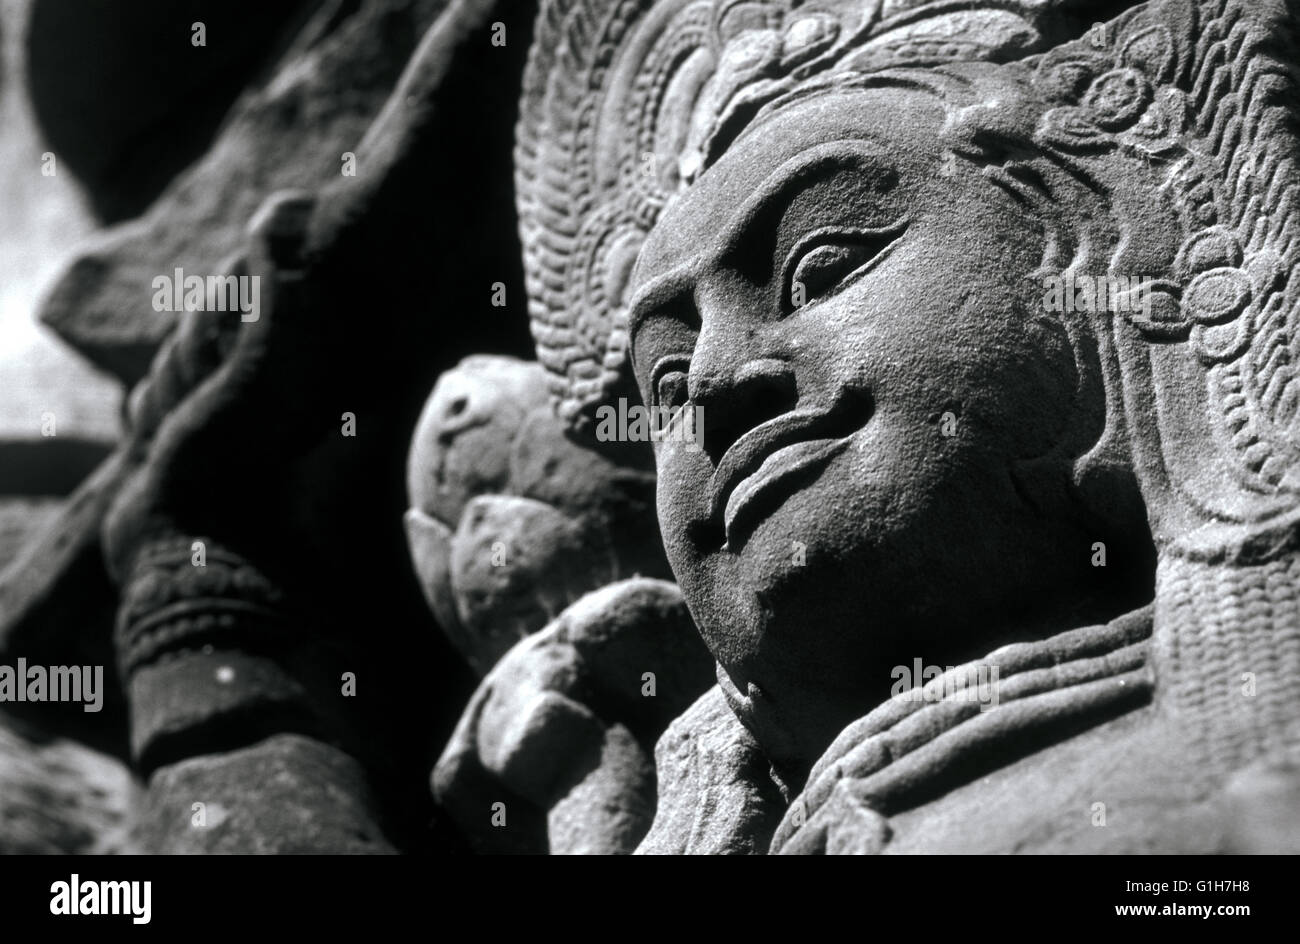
left=628, top=86, right=1148, bottom=770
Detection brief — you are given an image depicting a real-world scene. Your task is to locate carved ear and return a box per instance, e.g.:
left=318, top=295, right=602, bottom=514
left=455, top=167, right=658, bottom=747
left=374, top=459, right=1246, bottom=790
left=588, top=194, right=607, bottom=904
left=1026, top=0, right=1300, bottom=559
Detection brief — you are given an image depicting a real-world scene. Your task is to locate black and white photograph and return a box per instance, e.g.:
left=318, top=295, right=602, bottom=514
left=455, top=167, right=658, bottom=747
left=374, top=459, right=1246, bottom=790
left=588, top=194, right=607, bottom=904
left=0, top=0, right=1293, bottom=911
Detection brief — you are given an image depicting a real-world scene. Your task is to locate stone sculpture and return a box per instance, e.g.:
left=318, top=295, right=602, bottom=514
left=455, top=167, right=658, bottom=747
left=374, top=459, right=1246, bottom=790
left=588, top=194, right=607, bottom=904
left=18, top=0, right=1295, bottom=854
left=404, top=354, right=669, bottom=674
left=73, top=0, right=545, bottom=852
left=407, top=355, right=713, bottom=852
left=501, top=0, right=1300, bottom=852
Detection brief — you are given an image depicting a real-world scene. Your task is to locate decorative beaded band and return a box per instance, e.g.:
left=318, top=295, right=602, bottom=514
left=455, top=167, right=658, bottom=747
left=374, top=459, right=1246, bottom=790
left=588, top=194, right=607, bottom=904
left=115, top=536, right=294, bottom=677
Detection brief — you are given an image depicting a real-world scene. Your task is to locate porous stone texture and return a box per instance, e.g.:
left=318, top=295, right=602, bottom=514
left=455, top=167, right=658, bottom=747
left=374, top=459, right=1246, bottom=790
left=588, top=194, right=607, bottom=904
left=636, top=686, right=785, bottom=855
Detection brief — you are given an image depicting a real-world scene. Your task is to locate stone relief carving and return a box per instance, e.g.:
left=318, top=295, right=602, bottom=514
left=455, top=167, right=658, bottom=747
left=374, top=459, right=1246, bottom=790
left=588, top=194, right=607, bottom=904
left=501, top=0, right=1300, bottom=853
left=2, top=0, right=1297, bottom=857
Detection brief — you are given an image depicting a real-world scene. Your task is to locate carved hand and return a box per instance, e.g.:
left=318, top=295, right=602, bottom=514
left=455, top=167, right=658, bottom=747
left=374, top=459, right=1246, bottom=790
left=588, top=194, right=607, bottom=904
left=432, top=578, right=714, bottom=854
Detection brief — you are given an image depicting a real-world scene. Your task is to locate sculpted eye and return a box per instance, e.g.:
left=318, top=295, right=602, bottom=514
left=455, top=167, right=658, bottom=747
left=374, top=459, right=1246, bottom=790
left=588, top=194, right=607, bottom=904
left=790, top=244, right=873, bottom=306
left=783, top=225, right=906, bottom=312
left=651, top=358, right=691, bottom=414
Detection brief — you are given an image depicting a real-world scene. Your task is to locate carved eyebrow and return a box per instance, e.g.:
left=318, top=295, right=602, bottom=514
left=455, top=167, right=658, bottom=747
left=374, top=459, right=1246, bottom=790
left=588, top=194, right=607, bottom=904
left=627, top=139, right=899, bottom=346
left=716, top=138, right=899, bottom=266
left=626, top=265, right=699, bottom=367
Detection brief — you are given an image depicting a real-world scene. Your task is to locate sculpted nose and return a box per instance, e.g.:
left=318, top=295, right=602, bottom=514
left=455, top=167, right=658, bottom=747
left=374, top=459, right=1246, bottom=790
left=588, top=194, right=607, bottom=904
left=690, top=355, right=798, bottom=464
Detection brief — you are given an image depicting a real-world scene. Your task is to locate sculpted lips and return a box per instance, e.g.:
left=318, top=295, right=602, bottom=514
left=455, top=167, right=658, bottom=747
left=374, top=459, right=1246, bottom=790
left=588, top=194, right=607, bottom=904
left=709, top=389, right=873, bottom=550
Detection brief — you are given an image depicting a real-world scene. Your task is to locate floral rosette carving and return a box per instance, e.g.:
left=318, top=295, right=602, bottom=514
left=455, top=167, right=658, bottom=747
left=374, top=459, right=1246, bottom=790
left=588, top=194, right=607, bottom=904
left=1033, top=15, right=1187, bottom=159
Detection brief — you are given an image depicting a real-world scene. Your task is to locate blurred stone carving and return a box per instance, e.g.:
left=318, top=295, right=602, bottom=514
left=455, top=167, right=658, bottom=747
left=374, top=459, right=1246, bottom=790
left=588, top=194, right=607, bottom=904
left=406, top=355, right=713, bottom=852
left=13, top=0, right=543, bottom=853
left=38, top=0, right=450, bottom=385
left=404, top=354, right=669, bottom=674
left=0, top=715, right=134, bottom=854
left=431, top=579, right=714, bottom=853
